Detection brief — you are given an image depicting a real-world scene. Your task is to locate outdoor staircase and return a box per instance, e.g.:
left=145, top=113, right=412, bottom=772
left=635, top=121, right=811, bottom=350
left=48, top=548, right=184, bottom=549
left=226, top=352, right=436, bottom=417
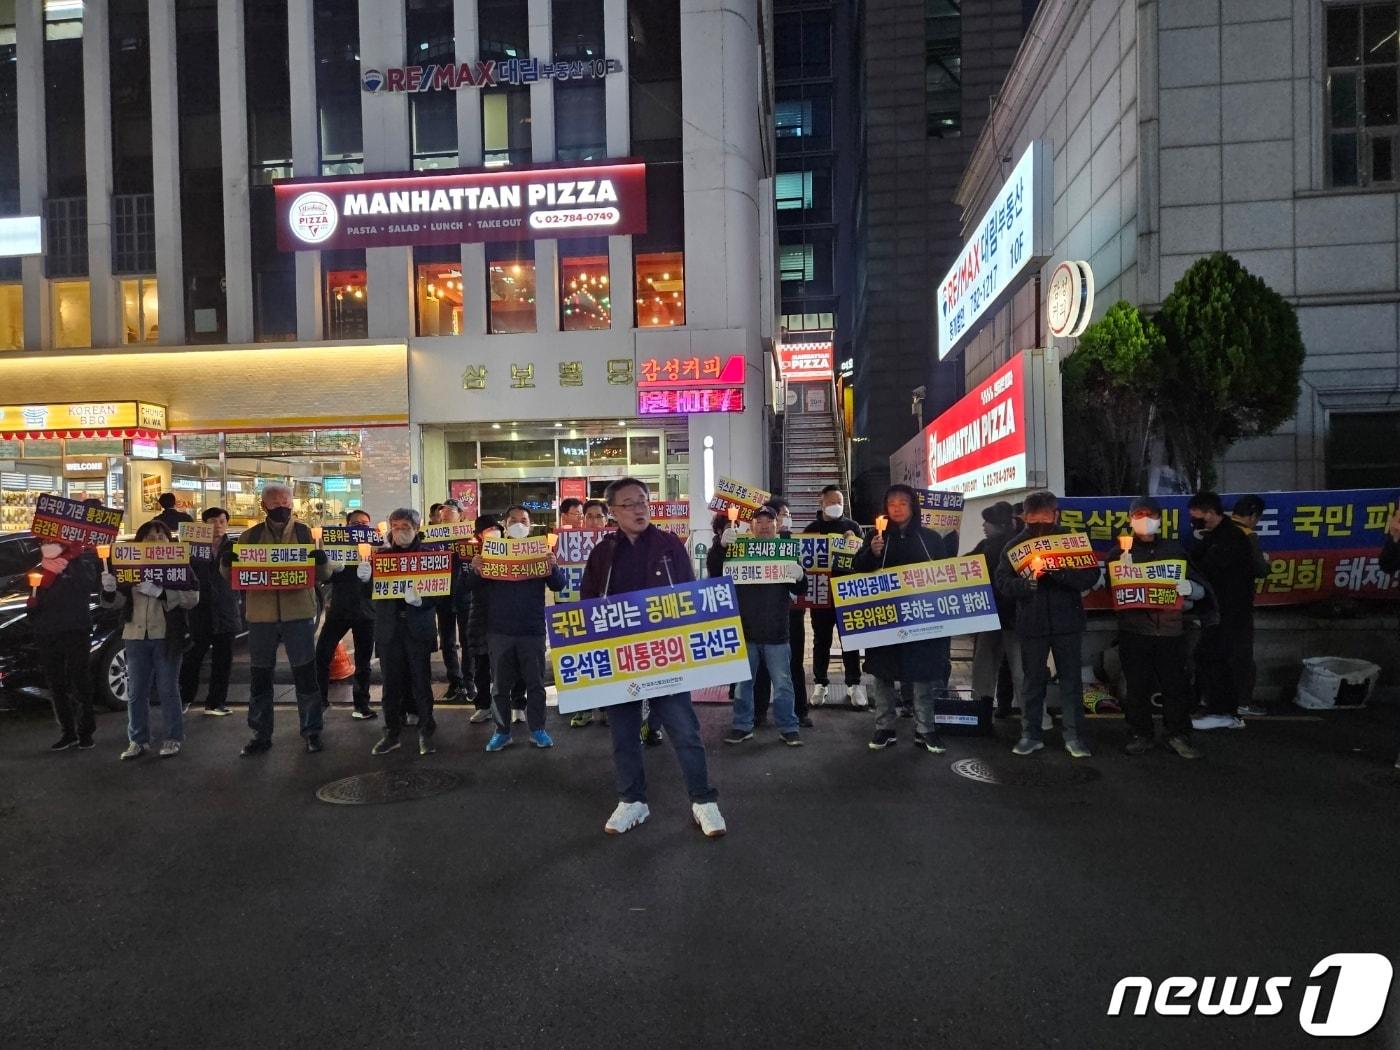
left=781, top=381, right=849, bottom=525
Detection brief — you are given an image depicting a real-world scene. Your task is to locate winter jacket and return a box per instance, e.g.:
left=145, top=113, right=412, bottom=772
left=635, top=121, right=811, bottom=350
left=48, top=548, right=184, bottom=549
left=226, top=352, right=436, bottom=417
left=803, top=514, right=864, bottom=576
left=102, top=582, right=199, bottom=647
left=26, top=551, right=98, bottom=635
left=970, top=528, right=1018, bottom=628
left=464, top=556, right=567, bottom=637
left=1107, top=535, right=1211, bottom=638
left=706, top=538, right=806, bottom=646
left=222, top=518, right=332, bottom=624
left=191, top=537, right=242, bottom=635
left=580, top=525, right=695, bottom=598
left=851, top=519, right=950, bottom=682
left=1189, top=516, right=1258, bottom=621
left=993, top=525, right=1101, bottom=639
left=325, top=563, right=375, bottom=623
left=155, top=508, right=193, bottom=532
left=370, top=538, right=444, bottom=650
left=465, top=574, right=491, bottom=656
left=1381, top=536, right=1400, bottom=576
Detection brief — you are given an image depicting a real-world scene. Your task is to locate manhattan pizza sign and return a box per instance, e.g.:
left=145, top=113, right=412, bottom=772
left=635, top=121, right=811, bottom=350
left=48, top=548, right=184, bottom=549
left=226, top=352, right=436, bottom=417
left=274, top=160, right=647, bottom=251
left=925, top=354, right=1026, bottom=498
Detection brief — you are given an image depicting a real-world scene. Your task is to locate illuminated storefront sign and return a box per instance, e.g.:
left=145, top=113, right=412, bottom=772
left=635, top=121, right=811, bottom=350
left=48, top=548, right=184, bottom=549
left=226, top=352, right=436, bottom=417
left=362, top=57, right=622, bottom=93
left=275, top=160, right=647, bottom=251
left=936, top=141, right=1052, bottom=360
left=638, top=388, right=745, bottom=415
left=924, top=354, right=1026, bottom=497
left=776, top=342, right=834, bottom=382
left=0, top=401, right=168, bottom=439
left=635, top=352, right=746, bottom=415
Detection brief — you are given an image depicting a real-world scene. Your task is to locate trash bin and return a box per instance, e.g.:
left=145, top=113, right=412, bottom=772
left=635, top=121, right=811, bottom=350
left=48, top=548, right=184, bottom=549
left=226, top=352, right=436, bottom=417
left=1295, top=657, right=1382, bottom=709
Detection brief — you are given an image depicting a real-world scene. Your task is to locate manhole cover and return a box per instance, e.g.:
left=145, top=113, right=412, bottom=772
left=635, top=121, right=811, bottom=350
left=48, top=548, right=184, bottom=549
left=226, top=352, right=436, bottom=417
left=950, top=757, right=1101, bottom=787
left=317, top=769, right=463, bottom=805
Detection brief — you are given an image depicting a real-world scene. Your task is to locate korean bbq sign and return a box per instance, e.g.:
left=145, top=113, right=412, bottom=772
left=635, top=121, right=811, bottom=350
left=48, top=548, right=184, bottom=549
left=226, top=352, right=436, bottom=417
left=926, top=353, right=1027, bottom=497
left=275, top=160, right=647, bottom=251
left=937, top=140, right=1051, bottom=360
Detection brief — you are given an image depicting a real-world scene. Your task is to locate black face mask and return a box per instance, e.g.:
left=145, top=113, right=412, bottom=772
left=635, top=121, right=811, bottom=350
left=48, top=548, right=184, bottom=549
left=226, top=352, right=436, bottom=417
left=1189, top=517, right=1207, bottom=532
left=1025, top=522, right=1055, bottom=537
left=267, top=506, right=292, bottom=524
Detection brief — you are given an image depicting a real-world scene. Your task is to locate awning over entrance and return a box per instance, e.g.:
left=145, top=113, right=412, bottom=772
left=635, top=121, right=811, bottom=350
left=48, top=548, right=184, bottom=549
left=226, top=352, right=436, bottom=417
left=0, top=400, right=168, bottom=441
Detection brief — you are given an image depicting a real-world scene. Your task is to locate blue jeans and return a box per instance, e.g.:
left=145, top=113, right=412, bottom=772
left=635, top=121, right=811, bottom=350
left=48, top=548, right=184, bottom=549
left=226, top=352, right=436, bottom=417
left=608, top=693, right=718, bottom=804
left=246, top=619, right=322, bottom=741
left=734, top=643, right=798, bottom=733
left=126, top=637, right=184, bottom=745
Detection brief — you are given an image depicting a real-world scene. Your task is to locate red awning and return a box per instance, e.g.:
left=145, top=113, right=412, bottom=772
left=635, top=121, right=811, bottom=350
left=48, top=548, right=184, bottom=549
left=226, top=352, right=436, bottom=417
left=0, top=428, right=164, bottom=441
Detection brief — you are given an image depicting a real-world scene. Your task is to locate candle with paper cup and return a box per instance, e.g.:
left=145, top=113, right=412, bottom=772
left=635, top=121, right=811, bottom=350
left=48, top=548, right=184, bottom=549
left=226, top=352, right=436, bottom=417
left=310, top=525, right=324, bottom=547
left=96, top=543, right=112, bottom=572
left=356, top=542, right=373, bottom=563
left=726, top=505, right=739, bottom=525
left=1031, top=555, right=1046, bottom=577
left=1117, top=534, right=1132, bottom=552
left=27, top=570, right=42, bottom=597
left=874, top=514, right=888, bottom=535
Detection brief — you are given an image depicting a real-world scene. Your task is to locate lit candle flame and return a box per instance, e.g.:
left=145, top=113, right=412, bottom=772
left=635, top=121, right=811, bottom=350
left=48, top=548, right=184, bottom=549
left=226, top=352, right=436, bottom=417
left=377, top=521, right=388, bottom=535
left=1117, top=534, right=1132, bottom=551
left=310, top=525, right=324, bottom=547
left=1031, top=555, right=1046, bottom=575
left=356, top=542, right=373, bottom=562
left=874, top=515, right=888, bottom=535
left=726, top=506, right=740, bottom=524
left=27, top=570, right=42, bottom=595
left=547, top=532, right=559, bottom=550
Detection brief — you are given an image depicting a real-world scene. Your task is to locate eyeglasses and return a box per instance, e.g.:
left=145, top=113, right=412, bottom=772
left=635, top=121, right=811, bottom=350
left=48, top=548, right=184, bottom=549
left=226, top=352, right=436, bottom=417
left=610, top=500, right=650, bottom=511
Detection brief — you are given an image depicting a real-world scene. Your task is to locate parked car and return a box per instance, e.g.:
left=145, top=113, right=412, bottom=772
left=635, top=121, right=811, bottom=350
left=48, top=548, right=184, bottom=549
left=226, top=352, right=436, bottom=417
left=0, top=532, right=128, bottom=711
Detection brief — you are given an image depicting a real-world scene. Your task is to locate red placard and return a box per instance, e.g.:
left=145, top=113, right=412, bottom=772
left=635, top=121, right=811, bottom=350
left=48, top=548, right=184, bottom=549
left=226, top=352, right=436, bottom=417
left=924, top=353, right=1027, bottom=498
left=638, top=388, right=744, bottom=415
left=558, top=477, right=589, bottom=505
left=777, top=342, right=834, bottom=382
left=274, top=159, right=648, bottom=251
left=449, top=479, right=479, bottom=521
left=30, top=494, right=123, bottom=548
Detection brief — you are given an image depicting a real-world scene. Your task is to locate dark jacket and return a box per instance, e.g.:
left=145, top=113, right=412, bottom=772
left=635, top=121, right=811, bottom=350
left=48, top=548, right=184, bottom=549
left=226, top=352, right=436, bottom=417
left=26, top=551, right=98, bottom=635
left=804, top=513, right=864, bottom=576
left=970, top=528, right=1017, bottom=628
left=851, top=519, right=950, bottom=682
left=371, top=538, right=443, bottom=649
left=192, top=537, right=242, bottom=635
left=465, top=573, right=490, bottom=656
left=465, top=557, right=567, bottom=637
left=1189, top=516, right=1258, bottom=621
left=580, top=525, right=695, bottom=598
left=707, top=537, right=806, bottom=645
left=1107, top=535, right=1211, bottom=638
left=993, top=525, right=1101, bottom=639
left=326, top=563, right=375, bottom=623
left=1381, top=536, right=1400, bottom=576
left=155, top=507, right=193, bottom=532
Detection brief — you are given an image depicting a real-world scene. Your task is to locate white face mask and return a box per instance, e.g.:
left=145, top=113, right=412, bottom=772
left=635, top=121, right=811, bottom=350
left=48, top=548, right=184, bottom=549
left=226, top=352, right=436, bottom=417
left=505, top=522, right=530, bottom=540
left=390, top=527, right=416, bottom=547
left=41, top=543, right=63, bottom=560
left=1132, top=516, right=1161, bottom=537
left=482, top=528, right=502, bottom=540
left=823, top=503, right=844, bottom=520
left=778, top=515, right=792, bottom=531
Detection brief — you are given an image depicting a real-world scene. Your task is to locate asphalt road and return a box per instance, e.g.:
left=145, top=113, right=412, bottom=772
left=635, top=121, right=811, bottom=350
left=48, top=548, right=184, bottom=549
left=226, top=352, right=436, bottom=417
left=3, top=690, right=1399, bottom=1049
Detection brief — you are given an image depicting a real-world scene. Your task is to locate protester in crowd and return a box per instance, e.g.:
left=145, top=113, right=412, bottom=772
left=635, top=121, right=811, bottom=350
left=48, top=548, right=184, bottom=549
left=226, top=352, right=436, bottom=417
left=1108, top=496, right=1210, bottom=759
left=466, top=505, right=567, bottom=752
left=433, top=500, right=472, bottom=703
left=362, top=509, right=442, bottom=756
left=1188, top=491, right=1265, bottom=730
left=180, top=507, right=240, bottom=718
left=852, top=484, right=950, bottom=753
left=154, top=492, right=193, bottom=533
left=222, top=482, right=333, bottom=756
left=427, top=503, right=445, bottom=524
left=29, top=536, right=100, bottom=751
left=101, top=520, right=200, bottom=760
left=1230, top=494, right=1272, bottom=617
left=311, top=508, right=378, bottom=721
left=804, top=484, right=866, bottom=708
left=993, top=490, right=1100, bottom=759
left=559, top=498, right=585, bottom=529
left=463, top=514, right=502, bottom=725
left=749, top=497, right=811, bottom=728
left=579, top=477, right=725, bottom=838
left=970, top=501, right=1023, bottom=721
left=582, top=500, right=610, bottom=529
left=709, top=505, right=807, bottom=746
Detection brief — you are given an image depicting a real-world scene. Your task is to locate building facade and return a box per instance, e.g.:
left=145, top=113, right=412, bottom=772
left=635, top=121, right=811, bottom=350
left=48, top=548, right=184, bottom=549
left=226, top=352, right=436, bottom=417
left=953, top=0, right=1400, bottom=492
left=0, top=0, right=778, bottom=533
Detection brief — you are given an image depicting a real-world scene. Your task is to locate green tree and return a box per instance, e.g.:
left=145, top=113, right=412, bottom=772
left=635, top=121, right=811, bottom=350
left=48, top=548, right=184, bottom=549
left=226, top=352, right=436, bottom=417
left=1155, top=252, right=1305, bottom=490
left=1061, top=300, right=1162, bottom=495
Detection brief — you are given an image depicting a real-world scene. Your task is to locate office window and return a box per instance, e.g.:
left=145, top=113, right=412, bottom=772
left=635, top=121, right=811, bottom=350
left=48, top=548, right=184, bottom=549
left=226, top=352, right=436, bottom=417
left=0, top=6, right=17, bottom=215
left=556, top=82, right=607, bottom=161
left=245, top=0, right=292, bottom=183
left=487, top=242, right=537, bottom=334
left=110, top=0, right=154, bottom=196
left=326, top=266, right=367, bottom=339
left=629, top=0, right=682, bottom=160
left=926, top=0, right=961, bottom=138
left=780, top=244, right=814, bottom=284
left=561, top=240, right=610, bottom=331
left=775, top=91, right=831, bottom=153
left=315, top=0, right=363, bottom=174
left=1327, top=410, right=1400, bottom=487
left=483, top=88, right=531, bottom=167
left=1327, top=3, right=1399, bottom=187
left=774, top=10, right=830, bottom=80
left=779, top=230, right=833, bottom=296
left=409, top=0, right=457, bottom=169
left=775, top=165, right=831, bottom=224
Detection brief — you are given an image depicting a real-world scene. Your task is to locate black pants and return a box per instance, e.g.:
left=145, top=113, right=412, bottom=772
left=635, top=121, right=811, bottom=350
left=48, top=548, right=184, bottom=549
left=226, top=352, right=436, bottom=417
left=488, top=633, right=547, bottom=731
left=1120, top=632, right=1193, bottom=740
left=436, top=604, right=464, bottom=686
left=1196, top=612, right=1255, bottom=715
left=180, top=627, right=234, bottom=708
left=379, top=628, right=435, bottom=736
left=754, top=609, right=808, bottom=720
left=314, top=612, right=374, bottom=709
left=810, top=607, right=861, bottom=684
left=40, top=629, right=95, bottom=739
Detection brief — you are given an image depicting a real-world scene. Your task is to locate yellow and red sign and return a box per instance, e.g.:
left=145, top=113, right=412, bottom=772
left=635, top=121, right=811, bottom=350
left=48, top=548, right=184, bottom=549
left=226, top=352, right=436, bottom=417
left=1108, top=558, right=1186, bottom=612
left=0, top=401, right=167, bottom=439
left=707, top=477, right=771, bottom=522
left=231, top=543, right=315, bottom=590
left=370, top=549, right=454, bottom=600
left=479, top=536, right=552, bottom=580
left=111, top=542, right=196, bottom=590
left=1004, top=532, right=1099, bottom=578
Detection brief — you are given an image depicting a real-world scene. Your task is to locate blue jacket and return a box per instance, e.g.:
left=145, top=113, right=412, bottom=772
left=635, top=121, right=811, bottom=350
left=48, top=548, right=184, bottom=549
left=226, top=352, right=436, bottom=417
left=465, top=560, right=567, bottom=637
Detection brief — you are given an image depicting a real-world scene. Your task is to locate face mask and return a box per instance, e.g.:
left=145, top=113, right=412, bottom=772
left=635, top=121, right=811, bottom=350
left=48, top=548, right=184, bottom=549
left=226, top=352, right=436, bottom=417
left=505, top=522, right=530, bottom=540
left=1132, top=516, right=1161, bottom=537
left=823, top=504, right=844, bottom=520
left=778, top=515, right=792, bottom=531
left=391, top=528, right=415, bottom=547
left=41, top=543, right=63, bottom=560
left=482, top=528, right=502, bottom=540
left=267, top=506, right=292, bottom=524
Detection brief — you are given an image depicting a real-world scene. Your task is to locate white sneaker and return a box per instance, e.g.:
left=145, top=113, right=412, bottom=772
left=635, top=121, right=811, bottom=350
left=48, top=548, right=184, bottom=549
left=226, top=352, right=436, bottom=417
left=847, top=684, right=867, bottom=709
left=469, top=709, right=493, bottom=724
left=811, top=683, right=829, bottom=706
left=159, top=740, right=182, bottom=757
left=119, top=742, right=146, bottom=761
left=604, top=801, right=651, bottom=835
left=1192, top=714, right=1242, bottom=731
left=692, top=802, right=727, bottom=838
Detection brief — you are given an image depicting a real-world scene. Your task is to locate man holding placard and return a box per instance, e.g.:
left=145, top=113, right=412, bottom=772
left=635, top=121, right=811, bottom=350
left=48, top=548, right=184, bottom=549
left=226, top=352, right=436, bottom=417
left=28, top=536, right=100, bottom=751
left=1108, top=497, right=1210, bottom=760
left=577, top=478, right=726, bottom=838
left=314, top=508, right=380, bottom=720
left=221, top=482, right=333, bottom=756
left=180, top=508, right=241, bottom=717
left=465, top=505, right=567, bottom=752
left=803, top=485, right=867, bottom=708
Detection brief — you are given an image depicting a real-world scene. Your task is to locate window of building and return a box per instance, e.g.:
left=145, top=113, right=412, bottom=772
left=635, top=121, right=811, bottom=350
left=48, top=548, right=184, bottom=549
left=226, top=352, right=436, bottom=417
left=482, top=88, right=531, bottom=167
left=774, top=9, right=831, bottom=81
left=415, top=249, right=466, bottom=337
left=925, top=0, right=962, bottom=138
left=447, top=440, right=478, bottom=469
left=588, top=436, right=627, bottom=464
left=480, top=439, right=556, bottom=468
left=325, top=267, right=367, bottom=339
left=629, top=0, right=682, bottom=160
left=775, top=165, right=832, bottom=224
left=487, top=242, right=537, bottom=334
left=0, top=284, right=21, bottom=349
left=781, top=310, right=836, bottom=333
left=560, top=241, right=610, bottom=331
left=629, top=436, right=661, bottom=465
left=250, top=184, right=296, bottom=341
left=315, top=0, right=363, bottom=174
left=635, top=252, right=685, bottom=328
left=779, top=229, right=834, bottom=296
left=52, top=280, right=92, bottom=348
left=0, top=7, right=18, bottom=217
left=781, top=244, right=814, bottom=284
left=44, top=0, right=85, bottom=199
left=559, top=438, right=587, bottom=466
left=775, top=91, right=832, bottom=153
left=1327, top=3, right=1399, bottom=187
left=1327, top=410, right=1400, bottom=487
left=409, top=0, right=457, bottom=169
left=177, top=0, right=226, bottom=342
left=110, top=0, right=154, bottom=197
left=120, top=277, right=159, bottom=343
left=556, top=82, right=607, bottom=161
left=245, top=0, right=292, bottom=183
